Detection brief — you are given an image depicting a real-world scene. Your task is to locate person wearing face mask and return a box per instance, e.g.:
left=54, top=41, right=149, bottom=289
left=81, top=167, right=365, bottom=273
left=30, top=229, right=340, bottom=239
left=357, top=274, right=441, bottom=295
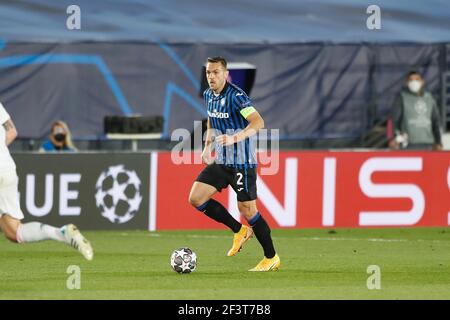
left=389, top=70, right=443, bottom=150
left=40, top=121, right=77, bottom=152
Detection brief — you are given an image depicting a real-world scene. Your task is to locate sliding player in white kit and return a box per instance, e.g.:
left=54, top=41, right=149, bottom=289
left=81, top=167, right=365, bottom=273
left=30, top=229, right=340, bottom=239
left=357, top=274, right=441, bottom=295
left=0, top=102, right=93, bottom=260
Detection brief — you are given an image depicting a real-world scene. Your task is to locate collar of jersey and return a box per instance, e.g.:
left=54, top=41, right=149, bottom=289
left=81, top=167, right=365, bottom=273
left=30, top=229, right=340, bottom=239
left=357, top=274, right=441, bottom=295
left=211, top=82, right=230, bottom=100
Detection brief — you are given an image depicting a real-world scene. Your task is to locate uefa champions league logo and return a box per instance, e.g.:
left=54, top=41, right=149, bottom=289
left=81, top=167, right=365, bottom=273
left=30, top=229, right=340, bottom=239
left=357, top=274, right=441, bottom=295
left=95, top=165, right=142, bottom=224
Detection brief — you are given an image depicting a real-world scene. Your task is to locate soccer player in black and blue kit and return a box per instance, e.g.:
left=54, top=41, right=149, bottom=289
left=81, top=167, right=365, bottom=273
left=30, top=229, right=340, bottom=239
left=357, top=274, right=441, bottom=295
left=189, top=57, right=280, bottom=271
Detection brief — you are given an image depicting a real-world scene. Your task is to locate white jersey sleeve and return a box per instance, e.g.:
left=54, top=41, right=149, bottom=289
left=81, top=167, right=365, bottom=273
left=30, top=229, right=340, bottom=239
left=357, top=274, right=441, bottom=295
left=0, top=102, right=16, bottom=171
left=0, top=102, right=11, bottom=125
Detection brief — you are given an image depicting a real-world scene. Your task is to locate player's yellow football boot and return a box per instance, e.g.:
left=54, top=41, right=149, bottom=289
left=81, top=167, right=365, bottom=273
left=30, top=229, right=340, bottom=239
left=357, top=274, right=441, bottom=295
left=248, top=254, right=281, bottom=272
left=227, top=225, right=253, bottom=256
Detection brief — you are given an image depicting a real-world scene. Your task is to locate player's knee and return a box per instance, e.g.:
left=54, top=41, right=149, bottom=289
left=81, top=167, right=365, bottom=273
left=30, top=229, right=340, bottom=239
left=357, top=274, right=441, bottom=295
left=238, top=202, right=257, bottom=219
left=238, top=201, right=249, bottom=210
left=188, top=193, right=203, bottom=208
left=238, top=201, right=251, bottom=212
left=3, top=230, right=18, bottom=243
left=0, top=216, right=20, bottom=243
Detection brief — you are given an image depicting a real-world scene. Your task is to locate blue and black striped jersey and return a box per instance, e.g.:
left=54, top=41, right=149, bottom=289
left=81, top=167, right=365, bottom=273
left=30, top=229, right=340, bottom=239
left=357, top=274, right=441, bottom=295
left=203, top=82, right=257, bottom=169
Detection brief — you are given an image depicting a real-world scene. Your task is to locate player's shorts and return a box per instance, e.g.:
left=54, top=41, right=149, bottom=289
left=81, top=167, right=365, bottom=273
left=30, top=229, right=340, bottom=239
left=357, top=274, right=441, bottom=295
left=196, top=163, right=257, bottom=202
left=0, top=169, right=24, bottom=220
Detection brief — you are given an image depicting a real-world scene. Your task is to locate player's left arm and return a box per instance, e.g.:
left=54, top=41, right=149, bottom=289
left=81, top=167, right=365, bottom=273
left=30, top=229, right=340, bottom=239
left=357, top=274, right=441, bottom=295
left=216, top=106, right=264, bottom=146
left=232, top=109, right=264, bottom=143
left=3, top=119, right=18, bottom=146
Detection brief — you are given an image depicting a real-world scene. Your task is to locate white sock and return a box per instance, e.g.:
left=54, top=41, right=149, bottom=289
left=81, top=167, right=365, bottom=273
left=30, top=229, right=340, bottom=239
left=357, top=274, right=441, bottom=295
left=16, top=222, right=67, bottom=244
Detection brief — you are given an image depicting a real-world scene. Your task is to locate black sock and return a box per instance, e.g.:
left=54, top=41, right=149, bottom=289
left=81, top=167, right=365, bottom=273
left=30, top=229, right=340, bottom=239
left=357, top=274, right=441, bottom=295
left=196, top=199, right=242, bottom=233
left=248, top=212, right=276, bottom=258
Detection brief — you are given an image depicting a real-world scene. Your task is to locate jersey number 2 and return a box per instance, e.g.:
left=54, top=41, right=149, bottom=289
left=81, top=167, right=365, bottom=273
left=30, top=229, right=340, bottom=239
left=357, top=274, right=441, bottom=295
left=236, top=173, right=243, bottom=185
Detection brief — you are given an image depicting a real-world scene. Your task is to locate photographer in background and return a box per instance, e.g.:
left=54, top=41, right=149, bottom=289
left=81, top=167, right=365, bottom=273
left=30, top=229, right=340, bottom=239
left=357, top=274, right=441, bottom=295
left=389, top=70, right=442, bottom=150
left=40, top=120, right=77, bottom=152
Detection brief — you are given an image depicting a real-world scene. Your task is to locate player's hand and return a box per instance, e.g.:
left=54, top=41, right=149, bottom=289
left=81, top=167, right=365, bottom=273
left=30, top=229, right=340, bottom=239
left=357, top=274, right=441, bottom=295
left=201, top=148, right=214, bottom=165
left=216, top=134, right=236, bottom=146
left=432, top=143, right=443, bottom=151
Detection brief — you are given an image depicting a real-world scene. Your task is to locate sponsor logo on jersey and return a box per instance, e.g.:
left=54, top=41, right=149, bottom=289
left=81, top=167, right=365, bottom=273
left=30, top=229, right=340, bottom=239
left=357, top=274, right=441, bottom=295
left=208, top=110, right=229, bottom=118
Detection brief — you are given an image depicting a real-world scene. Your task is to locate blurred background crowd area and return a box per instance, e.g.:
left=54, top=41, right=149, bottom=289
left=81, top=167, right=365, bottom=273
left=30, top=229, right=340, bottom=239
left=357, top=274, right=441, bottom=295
left=1, top=0, right=449, bottom=152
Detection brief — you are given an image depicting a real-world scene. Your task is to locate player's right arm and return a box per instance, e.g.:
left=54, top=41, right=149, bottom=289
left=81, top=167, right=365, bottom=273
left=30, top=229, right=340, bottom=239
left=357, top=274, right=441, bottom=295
left=3, top=119, right=18, bottom=146
left=0, top=102, right=17, bottom=146
left=201, top=117, right=214, bottom=165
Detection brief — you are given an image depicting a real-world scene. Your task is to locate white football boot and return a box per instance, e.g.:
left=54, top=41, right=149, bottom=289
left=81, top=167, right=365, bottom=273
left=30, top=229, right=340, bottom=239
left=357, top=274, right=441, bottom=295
left=63, top=224, right=94, bottom=261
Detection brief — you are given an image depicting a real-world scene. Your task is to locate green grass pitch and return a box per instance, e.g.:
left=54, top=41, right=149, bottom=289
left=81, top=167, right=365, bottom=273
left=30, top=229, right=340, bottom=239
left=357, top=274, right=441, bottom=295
left=1, top=228, right=450, bottom=299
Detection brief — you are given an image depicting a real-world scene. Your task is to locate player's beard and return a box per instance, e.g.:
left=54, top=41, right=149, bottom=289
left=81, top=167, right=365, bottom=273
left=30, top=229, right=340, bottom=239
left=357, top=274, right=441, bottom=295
left=210, top=80, right=224, bottom=93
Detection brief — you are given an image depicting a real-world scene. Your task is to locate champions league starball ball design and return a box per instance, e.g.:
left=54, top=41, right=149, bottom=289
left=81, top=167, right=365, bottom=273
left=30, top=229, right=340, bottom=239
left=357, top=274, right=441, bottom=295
left=170, top=247, right=198, bottom=274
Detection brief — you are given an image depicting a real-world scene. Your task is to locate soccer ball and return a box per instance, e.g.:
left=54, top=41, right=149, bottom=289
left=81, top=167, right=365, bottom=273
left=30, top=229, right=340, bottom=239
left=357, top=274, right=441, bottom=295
left=170, top=247, right=197, bottom=274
